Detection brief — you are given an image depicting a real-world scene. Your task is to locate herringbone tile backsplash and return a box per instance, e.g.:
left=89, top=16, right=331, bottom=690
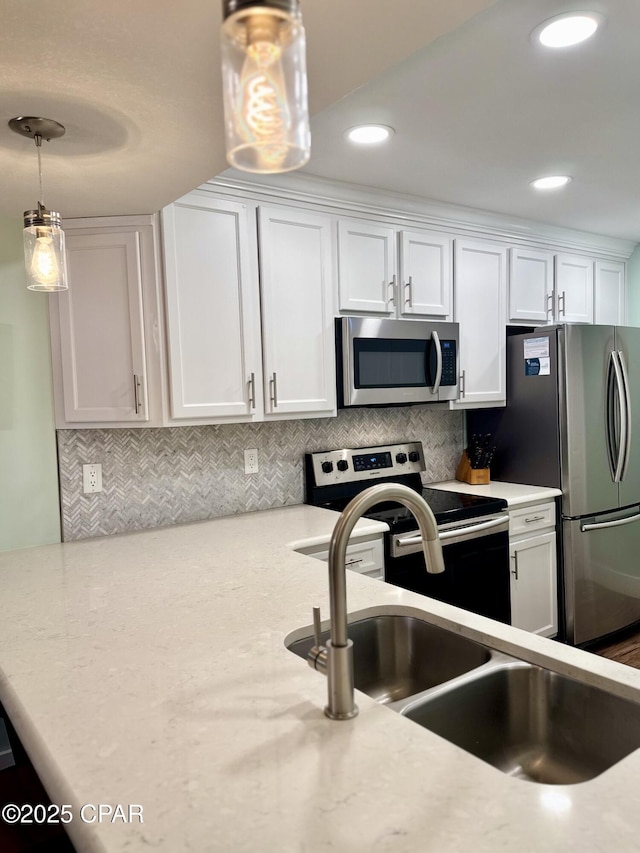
left=57, top=407, right=463, bottom=540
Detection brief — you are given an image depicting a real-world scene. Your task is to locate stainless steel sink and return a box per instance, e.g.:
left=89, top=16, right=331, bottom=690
left=402, top=661, right=640, bottom=784
left=287, top=614, right=490, bottom=704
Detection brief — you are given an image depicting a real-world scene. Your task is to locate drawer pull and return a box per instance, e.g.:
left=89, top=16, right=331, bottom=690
left=345, top=558, right=363, bottom=567
left=524, top=515, right=545, bottom=524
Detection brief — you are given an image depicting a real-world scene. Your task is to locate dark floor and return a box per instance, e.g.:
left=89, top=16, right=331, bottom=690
left=591, top=626, right=640, bottom=668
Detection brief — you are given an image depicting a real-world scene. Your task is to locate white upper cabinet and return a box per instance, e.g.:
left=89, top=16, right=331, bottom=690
left=337, top=217, right=453, bottom=320
left=452, top=238, right=507, bottom=408
left=337, top=218, right=396, bottom=314
left=554, top=253, right=594, bottom=324
left=508, top=248, right=554, bottom=325
left=162, top=194, right=263, bottom=421
left=258, top=205, right=336, bottom=417
left=49, top=217, right=162, bottom=426
left=399, top=229, right=452, bottom=318
left=594, top=259, right=626, bottom=325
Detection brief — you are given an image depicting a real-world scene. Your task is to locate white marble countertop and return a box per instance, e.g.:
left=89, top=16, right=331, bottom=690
left=1, top=503, right=640, bottom=852
left=428, top=479, right=562, bottom=507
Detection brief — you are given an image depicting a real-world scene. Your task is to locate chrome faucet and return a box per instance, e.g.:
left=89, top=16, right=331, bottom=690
left=307, top=483, right=445, bottom=720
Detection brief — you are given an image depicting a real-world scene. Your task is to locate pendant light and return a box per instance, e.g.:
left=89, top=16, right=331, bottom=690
left=9, top=116, right=68, bottom=292
left=220, top=0, right=311, bottom=173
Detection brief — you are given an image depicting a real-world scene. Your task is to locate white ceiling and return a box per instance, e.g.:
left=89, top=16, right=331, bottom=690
left=302, top=0, right=640, bottom=242
left=0, top=0, right=495, bottom=219
left=2, top=0, right=638, bottom=242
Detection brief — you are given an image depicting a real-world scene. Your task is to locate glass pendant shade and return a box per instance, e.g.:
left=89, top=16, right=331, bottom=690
left=23, top=207, right=68, bottom=292
left=221, top=0, right=310, bottom=173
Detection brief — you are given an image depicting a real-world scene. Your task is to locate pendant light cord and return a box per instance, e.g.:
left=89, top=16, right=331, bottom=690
left=35, top=133, right=45, bottom=209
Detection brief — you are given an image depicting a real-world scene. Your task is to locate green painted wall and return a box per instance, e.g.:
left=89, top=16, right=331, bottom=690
left=0, top=216, right=61, bottom=551
left=627, top=244, right=640, bottom=326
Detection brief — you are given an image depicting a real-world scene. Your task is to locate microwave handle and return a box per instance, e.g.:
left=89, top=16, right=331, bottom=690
left=430, top=330, right=442, bottom=395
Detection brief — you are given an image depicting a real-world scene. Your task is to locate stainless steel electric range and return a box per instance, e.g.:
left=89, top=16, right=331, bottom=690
left=305, top=441, right=511, bottom=624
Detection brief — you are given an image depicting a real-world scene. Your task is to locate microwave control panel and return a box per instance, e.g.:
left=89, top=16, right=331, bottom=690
left=439, top=340, right=457, bottom=386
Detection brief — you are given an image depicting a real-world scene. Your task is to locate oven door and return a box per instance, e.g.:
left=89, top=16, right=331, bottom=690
left=386, top=513, right=511, bottom=624
left=339, top=317, right=459, bottom=407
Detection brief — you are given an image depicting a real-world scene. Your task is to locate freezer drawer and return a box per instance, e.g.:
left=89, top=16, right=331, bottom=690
left=564, top=506, right=640, bottom=645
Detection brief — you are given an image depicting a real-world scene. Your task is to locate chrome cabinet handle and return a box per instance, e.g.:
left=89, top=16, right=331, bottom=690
left=388, top=274, right=396, bottom=307
left=404, top=275, right=413, bottom=307
left=511, top=553, right=519, bottom=580
left=269, top=373, right=278, bottom=408
left=524, top=515, right=545, bottom=524
left=459, top=369, right=466, bottom=398
left=247, top=372, right=256, bottom=409
left=345, top=558, right=363, bottom=567
left=558, top=290, right=566, bottom=317
left=546, top=292, right=554, bottom=319
left=133, top=374, right=143, bottom=413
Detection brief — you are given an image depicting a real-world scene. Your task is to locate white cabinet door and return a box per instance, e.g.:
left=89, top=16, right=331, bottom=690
left=594, top=259, right=626, bottom=325
left=555, top=254, right=594, bottom=324
left=452, top=239, right=507, bottom=407
left=510, top=531, right=558, bottom=638
left=162, top=194, right=263, bottom=420
left=259, top=206, right=336, bottom=417
left=508, top=248, right=554, bottom=325
left=399, top=229, right=452, bottom=319
left=53, top=229, right=149, bottom=423
left=337, top=218, right=396, bottom=314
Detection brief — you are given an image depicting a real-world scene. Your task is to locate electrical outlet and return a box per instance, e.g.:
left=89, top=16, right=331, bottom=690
left=244, top=449, right=259, bottom=474
left=82, top=463, right=103, bottom=494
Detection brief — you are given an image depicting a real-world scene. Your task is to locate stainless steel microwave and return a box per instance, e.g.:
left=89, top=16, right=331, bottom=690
left=336, top=317, right=459, bottom=407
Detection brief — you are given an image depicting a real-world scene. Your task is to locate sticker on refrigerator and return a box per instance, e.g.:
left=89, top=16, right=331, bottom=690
left=525, top=357, right=550, bottom=376
left=523, top=336, right=550, bottom=359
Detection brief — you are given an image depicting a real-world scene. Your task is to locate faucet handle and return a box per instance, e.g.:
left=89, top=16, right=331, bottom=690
left=312, top=605, right=322, bottom=648
left=307, top=605, right=328, bottom=674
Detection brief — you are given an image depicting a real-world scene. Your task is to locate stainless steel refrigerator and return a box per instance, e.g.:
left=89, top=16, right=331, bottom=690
left=469, top=324, right=640, bottom=646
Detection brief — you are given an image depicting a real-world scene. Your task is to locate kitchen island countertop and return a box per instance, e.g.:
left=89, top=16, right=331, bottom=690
left=1, top=503, right=639, bottom=852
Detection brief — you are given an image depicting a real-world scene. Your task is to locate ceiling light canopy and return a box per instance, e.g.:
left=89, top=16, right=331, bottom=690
left=345, top=124, right=394, bottom=144
left=9, top=116, right=68, bottom=292
left=535, top=12, right=603, bottom=48
left=220, top=0, right=310, bottom=174
left=530, top=175, right=572, bottom=190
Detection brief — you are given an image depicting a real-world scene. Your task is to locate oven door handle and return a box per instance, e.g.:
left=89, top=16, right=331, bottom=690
left=395, top=515, right=508, bottom=548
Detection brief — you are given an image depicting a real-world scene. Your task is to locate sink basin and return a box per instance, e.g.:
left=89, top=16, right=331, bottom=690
left=287, top=614, right=491, bottom=704
left=402, top=662, right=640, bottom=784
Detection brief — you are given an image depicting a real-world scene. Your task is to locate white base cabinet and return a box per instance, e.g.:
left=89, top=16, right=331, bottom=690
left=296, top=534, right=384, bottom=580
left=509, top=502, right=558, bottom=638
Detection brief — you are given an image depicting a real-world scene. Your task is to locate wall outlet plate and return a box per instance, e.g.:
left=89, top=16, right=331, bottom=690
left=82, top=463, right=103, bottom=494
left=244, top=449, right=259, bottom=474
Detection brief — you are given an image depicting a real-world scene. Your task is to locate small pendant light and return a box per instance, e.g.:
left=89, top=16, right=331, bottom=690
left=9, top=116, right=68, bottom=292
left=220, top=0, right=311, bottom=173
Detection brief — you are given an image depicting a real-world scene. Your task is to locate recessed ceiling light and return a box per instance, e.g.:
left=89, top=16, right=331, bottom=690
left=345, top=125, right=394, bottom=144
left=535, top=12, right=603, bottom=48
left=530, top=175, right=572, bottom=190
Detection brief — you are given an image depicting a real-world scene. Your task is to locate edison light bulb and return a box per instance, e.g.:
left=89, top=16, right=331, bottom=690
left=23, top=208, right=68, bottom=292
left=221, top=1, right=310, bottom=173
left=30, top=232, right=59, bottom=286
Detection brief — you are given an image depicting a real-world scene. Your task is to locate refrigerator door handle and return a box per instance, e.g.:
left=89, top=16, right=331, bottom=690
left=582, top=511, right=640, bottom=532
left=617, top=350, right=632, bottom=481
left=607, top=351, right=627, bottom=483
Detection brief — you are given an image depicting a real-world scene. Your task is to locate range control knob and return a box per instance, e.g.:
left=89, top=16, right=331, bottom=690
left=337, top=460, right=349, bottom=472
left=395, top=453, right=407, bottom=464
left=408, top=451, right=420, bottom=463
left=321, top=461, right=334, bottom=474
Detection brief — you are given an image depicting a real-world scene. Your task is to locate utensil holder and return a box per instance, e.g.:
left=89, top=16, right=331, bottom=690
left=455, top=451, right=490, bottom=485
